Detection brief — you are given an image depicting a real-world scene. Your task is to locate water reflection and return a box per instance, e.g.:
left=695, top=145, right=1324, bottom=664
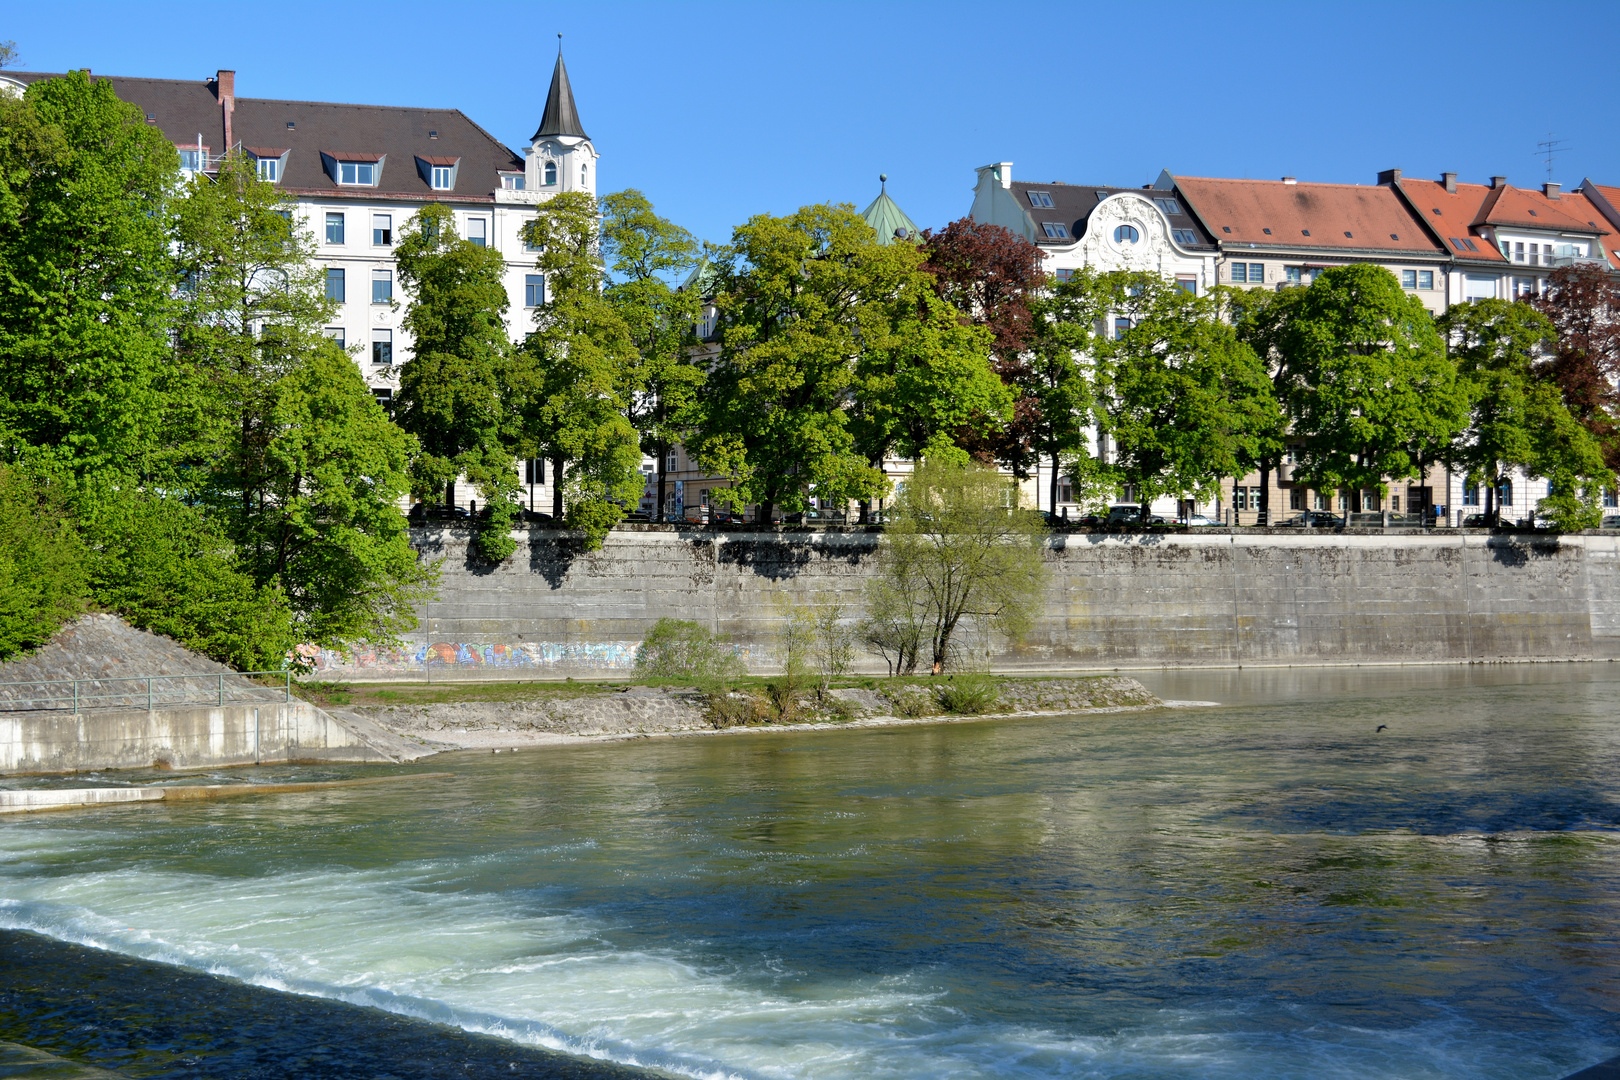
left=0, top=665, right=1616, bottom=1079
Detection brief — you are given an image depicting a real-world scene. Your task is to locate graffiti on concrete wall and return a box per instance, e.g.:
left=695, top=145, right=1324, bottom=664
left=304, top=640, right=768, bottom=676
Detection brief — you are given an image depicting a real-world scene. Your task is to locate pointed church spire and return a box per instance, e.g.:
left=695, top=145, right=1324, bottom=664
left=532, top=37, right=588, bottom=141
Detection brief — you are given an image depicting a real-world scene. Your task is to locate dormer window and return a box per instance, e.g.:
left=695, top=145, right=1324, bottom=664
left=1153, top=197, right=1183, bottom=216
left=501, top=174, right=525, bottom=190
left=417, top=155, right=460, bottom=191
left=325, top=153, right=386, bottom=187
left=247, top=148, right=289, bottom=184
left=1027, top=191, right=1054, bottom=208
left=543, top=161, right=557, bottom=186
left=1042, top=222, right=1069, bottom=239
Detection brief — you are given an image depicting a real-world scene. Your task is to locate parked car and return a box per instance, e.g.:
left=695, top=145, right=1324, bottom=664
left=1602, top=515, right=1620, bottom=529
left=407, top=502, right=470, bottom=524
left=1104, top=504, right=1143, bottom=525
left=1181, top=514, right=1219, bottom=527
left=1279, top=510, right=1343, bottom=529
left=1040, top=511, right=1073, bottom=530
left=1071, top=512, right=1106, bottom=527
left=1461, top=513, right=1489, bottom=528
left=522, top=509, right=556, bottom=524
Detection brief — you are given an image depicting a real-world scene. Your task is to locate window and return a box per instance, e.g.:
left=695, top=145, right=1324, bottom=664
left=1114, top=317, right=1132, bottom=339
left=372, top=269, right=392, bottom=303
left=1113, top=224, right=1139, bottom=243
left=372, top=388, right=393, bottom=409
left=1232, top=263, right=1263, bottom=283
left=1314, top=490, right=1331, bottom=511
left=1462, top=484, right=1479, bottom=507
left=1401, top=269, right=1418, bottom=289
left=466, top=218, right=487, bottom=248
left=431, top=165, right=453, bottom=190
left=1054, top=268, right=1075, bottom=283
left=1362, top=490, right=1381, bottom=512
left=543, top=160, right=557, bottom=186
left=526, top=459, right=545, bottom=485
left=666, top=449, right=678, bottom=472
left=1514, top=241, right=1525, bottom=262
left=525, top=274, right=545, bottom=307
left=1512, top=276, right=1536, bottom=298
left=1175, top=277, right=1197, bottom=294
left=1153, top=198, right=1183, bottom=216
left=1232, top=486, right=1257, bottom=511
left=1057, top=478, right=1074, bottom=504
left=323, top=327, right=345, bottom=349
left=178, top=149, right=201, bottom=171
left=1027, top=191, right=1054, bottom=208
left=339, top=161, right=376, bottom=185
left=325, top=267, right=345, bottom=302
left=1171, top=229, right=1198, bottom=244
left=581, top=163, right=588, bottom=185
left=373, top=214, right=392, bottom=246
left=502, top=174, right=524, bottom=190
left=1285, top=266, right=1302, bottom=284
left=1042, top=222, right=1069, bottom=239
left=371, top=329, right=392, bottom=366
left=1418, top=270, right=1434, bottom=289
left=1290, top=488, right=1306, bottom=511
left=1498, top=479, right=1513, bottom=506
left=325, top=212, right=344, bottom=244
left=1605, top=489, right=1618, bottom=508
left=257, top=157, right=278, bottom=182
left=1121, top=484, right=1138, bottom=504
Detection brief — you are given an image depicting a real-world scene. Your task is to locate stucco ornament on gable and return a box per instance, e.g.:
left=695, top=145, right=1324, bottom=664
left=1081, top=195, right=1174, bottom=273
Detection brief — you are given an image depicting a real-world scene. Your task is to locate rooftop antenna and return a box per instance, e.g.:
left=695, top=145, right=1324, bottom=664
left=1536, top=132, right=1568, bottom=183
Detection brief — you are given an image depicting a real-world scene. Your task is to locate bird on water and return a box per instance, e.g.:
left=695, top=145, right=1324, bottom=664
left=1375, top=725, right=1388, bottom=732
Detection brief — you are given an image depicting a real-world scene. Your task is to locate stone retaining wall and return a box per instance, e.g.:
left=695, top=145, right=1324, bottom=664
left=302, top=527, right=1620, bottom=680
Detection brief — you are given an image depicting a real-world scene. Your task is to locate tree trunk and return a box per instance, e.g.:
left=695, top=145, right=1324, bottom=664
left=758, top=498, right=774, bottom=527
left=655, top=441, right=667, bottom=524
left=1486, top=477, right=1497, bottom=527
left=1258, top=461, right=1272, bottom=527
left=1049, top=452, right=1060, bottom=515
left=444, top=479, right=455, bottom=511
left=552, top=457, right=565, bottom=520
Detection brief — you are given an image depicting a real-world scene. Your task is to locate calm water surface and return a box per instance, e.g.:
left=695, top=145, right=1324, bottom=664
left=1, top=664, right=1618, bottom=1079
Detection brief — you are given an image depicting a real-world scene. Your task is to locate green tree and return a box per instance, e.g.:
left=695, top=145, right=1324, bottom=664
left=864, top=457, right=1047, bottom=675
left=1094, top=272, right=1282, bottom=523
left=693, top=204, right=902, bottom=522
left=84, top=491, right=297, bottom=670
left=1271, top=265, right=1468, bottom=518
left=176, top=152, right=336, bottom=509
left=515, top=192, right=643, bottom=547
left=1438, top=299, right=1609, bottom=528
left=0, top=466, right=89, bottom=659
left=599, top=190, right=704, bottom=523
left=851, top=251, right=1012, bottom=467
left=392, top=203, right=522, bottom=561
left=0, top=71, right=178, bottom=492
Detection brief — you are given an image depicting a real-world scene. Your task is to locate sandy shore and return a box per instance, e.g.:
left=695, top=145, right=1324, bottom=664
left=391, top=699, right=1221, bottom=755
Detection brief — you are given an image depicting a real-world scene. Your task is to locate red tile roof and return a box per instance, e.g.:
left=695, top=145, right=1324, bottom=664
left=1395, top=179, right=1504, bottom=262
left=1172, top=176, right=1441, bottom=254
left=1473, top=184, right=1606, bottom=233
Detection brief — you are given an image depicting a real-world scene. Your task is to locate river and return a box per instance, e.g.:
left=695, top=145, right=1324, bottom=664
left=1, top=664, right=1618, bottom=1079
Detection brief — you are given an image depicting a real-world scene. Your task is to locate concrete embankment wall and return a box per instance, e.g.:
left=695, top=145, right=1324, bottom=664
left=0, top=701, right=402, bottom=774
left=303, top=527, right=1620, bottom=681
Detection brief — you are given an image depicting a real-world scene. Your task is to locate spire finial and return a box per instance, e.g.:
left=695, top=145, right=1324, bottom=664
left=880, top=173, right=887, bottom=192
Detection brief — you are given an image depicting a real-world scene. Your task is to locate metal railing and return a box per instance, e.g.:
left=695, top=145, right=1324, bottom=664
left=0, top=671, right=292, bottom=713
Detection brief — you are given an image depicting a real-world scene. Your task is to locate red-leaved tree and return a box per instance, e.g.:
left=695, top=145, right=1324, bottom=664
left=920, top=219, right=1048, bottom=476
left=1533, top=265, right=1620, bottom=469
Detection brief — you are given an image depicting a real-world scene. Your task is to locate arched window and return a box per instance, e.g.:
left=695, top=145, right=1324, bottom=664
left=581, top=163, right=588, bottom=185
left=543, top=161, right=557, bottom=186
left=1114, top=224, right=1140, bottom=244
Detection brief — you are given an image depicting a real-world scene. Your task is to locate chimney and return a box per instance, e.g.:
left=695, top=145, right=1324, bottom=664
left=1282, top=176, right=1297, bottom=185
left=1377, top=168, right=1401, bottom=184
left=1543, top=182, right=1561, bottom=199
left=217, top=69, right=235, bottom=151
left=1442, top=172, right=1457, bottom=193
left=1490, top=176, right=1507, bottom=189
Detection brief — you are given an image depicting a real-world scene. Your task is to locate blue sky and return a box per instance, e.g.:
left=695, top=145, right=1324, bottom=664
left=11, top=1, right=1620, bottom=247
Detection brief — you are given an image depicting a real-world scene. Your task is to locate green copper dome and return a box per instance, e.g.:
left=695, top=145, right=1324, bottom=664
left=861, top=174, right=921, bottom=244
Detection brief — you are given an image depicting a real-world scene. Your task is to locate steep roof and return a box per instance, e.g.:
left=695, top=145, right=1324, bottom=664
left=532, top=51, right=587, bottom=141
left=13, top=70, right=525, bottom=202
left=1172, top=175, right=1442, bottom=256
left=1472, top=183, right=1607, bottom=233
left=1581, top=182, right=1620, bottom=232
left=1394, top=179, right=1505, bottom=262
left=860, top=177, right=921, bottom=243
left=1009, top=180, right=1216, bottom=248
